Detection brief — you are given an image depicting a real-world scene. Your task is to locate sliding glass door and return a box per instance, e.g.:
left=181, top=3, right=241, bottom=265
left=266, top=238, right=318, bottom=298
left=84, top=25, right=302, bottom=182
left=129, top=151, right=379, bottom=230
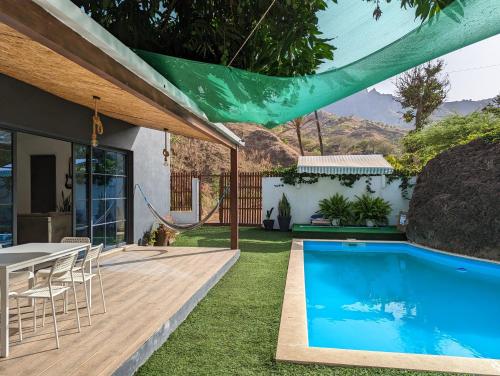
left=91, top=148, right=127, bottom=248
left=0, top=130, right=13, bottom=247
left=73, top=144, right=128, bottom=249
left=73, top=144, right=91, bottom=238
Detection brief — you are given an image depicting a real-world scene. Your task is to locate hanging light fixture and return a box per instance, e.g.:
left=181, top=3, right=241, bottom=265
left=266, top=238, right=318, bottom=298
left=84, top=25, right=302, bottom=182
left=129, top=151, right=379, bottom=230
left=163, top=129, right=170, bottom=167
left=91, top=95, right=104, bottom=147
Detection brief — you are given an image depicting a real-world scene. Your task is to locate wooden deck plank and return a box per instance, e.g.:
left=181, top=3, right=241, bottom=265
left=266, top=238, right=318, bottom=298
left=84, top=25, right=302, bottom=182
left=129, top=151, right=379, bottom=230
left=0, top=246, right=239, bottom=376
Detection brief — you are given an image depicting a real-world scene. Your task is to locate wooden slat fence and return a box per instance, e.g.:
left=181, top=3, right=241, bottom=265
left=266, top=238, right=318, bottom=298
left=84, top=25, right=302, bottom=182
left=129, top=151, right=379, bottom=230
left=170, top=172, right=197, bottom=211
left=171, top=172, right=264, bottom=225
left=219, top=172, right=262, bottom=225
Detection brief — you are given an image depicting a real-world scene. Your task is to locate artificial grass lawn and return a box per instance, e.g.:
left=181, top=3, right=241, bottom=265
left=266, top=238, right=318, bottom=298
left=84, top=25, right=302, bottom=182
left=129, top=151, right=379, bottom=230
left=137, top=227, right=458, bottom=376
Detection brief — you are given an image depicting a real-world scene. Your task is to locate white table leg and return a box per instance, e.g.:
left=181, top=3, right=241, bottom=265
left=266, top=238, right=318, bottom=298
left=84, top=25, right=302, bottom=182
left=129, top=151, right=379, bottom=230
left=88, top=260, right=92, bottom=309
left=28, top=265, right=35, bottom=307
left=0, top=269, right=9, bottom=357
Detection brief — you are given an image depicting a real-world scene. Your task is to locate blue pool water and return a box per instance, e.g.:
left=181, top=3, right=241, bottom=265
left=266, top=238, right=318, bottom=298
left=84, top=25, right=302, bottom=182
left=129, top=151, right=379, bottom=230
left=304, top=241, right=500, bottom=358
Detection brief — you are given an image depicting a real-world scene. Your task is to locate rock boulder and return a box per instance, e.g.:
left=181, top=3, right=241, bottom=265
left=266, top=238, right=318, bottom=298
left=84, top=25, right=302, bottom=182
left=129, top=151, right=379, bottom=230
left=406, top=138, right=500, bottom=260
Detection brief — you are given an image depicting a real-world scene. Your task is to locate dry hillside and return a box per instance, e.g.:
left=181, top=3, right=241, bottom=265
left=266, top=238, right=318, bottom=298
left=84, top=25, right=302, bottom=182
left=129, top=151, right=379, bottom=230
left=273, top=111, right=406, bottom=156
left=171, top=123, right=299, bottom=173
left=171, top=112, right=407, bottom=174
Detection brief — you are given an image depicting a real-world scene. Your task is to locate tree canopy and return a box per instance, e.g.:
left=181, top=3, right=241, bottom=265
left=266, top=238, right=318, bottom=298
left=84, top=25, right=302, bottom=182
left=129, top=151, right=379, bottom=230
left=394, top=60, right=450, bottom=130
left=388, top=111, right=500, bottom=175
left=71, top=0, right=453, bottom=76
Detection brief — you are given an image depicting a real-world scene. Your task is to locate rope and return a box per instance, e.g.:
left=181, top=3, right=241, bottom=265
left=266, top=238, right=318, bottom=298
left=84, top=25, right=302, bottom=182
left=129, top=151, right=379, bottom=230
left=134, top=184, right=230, bottom=233
left=228, top=0, right=278, bottom=67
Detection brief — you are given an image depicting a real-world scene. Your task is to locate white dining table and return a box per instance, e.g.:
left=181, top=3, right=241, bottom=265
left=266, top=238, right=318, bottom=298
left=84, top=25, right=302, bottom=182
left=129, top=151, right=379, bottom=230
left=0, top=242, right=90, bottom=357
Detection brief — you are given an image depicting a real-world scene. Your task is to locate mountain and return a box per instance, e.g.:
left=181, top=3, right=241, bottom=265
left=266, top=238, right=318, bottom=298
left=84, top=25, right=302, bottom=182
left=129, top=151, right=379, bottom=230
left=323, top=89, right=492, bottom=128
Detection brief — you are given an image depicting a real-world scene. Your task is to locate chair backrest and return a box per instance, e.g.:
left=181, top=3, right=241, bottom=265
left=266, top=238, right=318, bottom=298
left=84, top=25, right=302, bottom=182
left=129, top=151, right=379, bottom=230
left=61, top=237, right=91, bottom=244
left=83, top=243, right=104, bottom=265
left=50, top=252, right=78, bottom=279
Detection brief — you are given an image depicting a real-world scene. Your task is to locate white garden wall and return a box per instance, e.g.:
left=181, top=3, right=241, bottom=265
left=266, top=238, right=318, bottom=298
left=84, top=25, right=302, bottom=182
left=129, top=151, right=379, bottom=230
left=262, top=176, right=413, bottom=229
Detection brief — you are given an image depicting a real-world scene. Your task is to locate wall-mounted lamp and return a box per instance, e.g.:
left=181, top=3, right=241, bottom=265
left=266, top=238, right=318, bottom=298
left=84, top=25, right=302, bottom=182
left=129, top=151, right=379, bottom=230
left=91, top=95, right=104, bottom=147
left=163, top=129, right=170, bottom=167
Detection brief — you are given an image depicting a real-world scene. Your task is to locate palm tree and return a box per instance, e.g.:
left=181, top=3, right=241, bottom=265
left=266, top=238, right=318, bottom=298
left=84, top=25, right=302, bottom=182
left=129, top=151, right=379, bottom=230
left=314, top=110, right=324, bottom=156
left=289, top=117, right=306, bottom=156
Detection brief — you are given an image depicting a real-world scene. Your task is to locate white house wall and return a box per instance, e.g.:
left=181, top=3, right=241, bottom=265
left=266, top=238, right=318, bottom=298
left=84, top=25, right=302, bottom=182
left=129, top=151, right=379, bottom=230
left=262, top=176, right=412, bottom=228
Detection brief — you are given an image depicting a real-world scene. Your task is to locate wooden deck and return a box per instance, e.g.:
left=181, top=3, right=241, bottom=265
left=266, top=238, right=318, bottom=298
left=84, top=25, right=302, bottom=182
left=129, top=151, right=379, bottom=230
left=0, top=246, right=239, bottom=376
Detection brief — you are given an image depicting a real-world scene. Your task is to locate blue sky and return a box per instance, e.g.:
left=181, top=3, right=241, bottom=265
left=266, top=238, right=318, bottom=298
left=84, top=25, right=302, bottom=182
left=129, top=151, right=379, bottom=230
left=369, top=34, right=500, bottom=101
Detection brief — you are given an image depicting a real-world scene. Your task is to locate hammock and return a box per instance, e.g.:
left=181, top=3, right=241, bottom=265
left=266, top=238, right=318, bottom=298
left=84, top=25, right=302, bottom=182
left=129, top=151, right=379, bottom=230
left=134, top=184, right=229, bottom=233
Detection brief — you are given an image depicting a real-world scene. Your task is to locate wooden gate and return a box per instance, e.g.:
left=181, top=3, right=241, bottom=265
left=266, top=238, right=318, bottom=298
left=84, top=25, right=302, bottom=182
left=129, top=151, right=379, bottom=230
left=219, top=172, right=262, bottom=225
left=170, top=172, right=263, bottom=225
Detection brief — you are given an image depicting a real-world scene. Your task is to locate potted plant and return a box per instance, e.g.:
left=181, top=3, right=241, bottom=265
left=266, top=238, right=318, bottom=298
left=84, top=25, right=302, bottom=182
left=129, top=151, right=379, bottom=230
left=351, top=194, right=392, bottom=227
left=318, top=193, right=351, bottom=226
left=141, top=229, right=155, bottom=246
left=277, top=193, right=291, bottom=232
left=263, top=208, right=275, bottom=230
left=155, top=223, right=177, bottom=246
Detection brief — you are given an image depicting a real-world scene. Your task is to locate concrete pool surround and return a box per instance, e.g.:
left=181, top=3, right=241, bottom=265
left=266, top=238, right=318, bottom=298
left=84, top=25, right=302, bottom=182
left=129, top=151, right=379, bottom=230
left=276, top=239, right=500, bottom=375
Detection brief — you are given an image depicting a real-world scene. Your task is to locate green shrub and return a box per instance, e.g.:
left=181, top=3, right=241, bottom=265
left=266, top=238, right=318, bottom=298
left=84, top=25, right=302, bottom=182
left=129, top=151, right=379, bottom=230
left=318, top=193, right=352, bottom=225
left=278, top=193, right=291, bottom=218
left=351, top=194, right=392, bottom=225
left=389, top=112, right=500, bottom=175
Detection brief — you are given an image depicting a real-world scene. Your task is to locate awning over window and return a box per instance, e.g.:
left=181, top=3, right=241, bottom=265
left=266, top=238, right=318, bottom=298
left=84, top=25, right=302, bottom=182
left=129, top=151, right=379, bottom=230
left=297, top=155, right=394, bottom=175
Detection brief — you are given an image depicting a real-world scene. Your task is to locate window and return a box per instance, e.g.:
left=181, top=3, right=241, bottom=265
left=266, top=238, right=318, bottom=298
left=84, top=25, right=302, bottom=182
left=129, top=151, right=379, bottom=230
left=0, top=130, right=13, bottom=247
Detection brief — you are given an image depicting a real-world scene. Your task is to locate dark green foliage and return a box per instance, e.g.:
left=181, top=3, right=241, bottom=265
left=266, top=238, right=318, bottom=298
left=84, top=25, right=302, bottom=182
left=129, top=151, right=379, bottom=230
left=265, top=207, right=274, bottom=220
left=351, top=194, right=392, bottom=225
left=368, top=0, right=455, bottom=21
left=318, top=193, right=352, bottom=224
left=387, top=111, right=500, bottom=175
left=72, top=0, right=452, bottom=77
left=278, top=193, right=291, bottom=217
left=71, top=0, right=333, bottom=76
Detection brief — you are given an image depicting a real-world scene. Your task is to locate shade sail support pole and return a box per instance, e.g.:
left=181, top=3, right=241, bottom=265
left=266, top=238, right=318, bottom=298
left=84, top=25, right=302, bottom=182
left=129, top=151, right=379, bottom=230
left=230, top=147, right=239, bottom=249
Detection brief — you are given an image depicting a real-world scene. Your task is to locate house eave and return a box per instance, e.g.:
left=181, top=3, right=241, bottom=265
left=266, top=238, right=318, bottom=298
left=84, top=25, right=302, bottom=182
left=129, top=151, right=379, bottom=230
left=0, top=0, right=243, bottom=148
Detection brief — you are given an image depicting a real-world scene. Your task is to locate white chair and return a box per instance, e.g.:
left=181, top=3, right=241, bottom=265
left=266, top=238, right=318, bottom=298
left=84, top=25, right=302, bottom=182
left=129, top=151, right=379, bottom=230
left=56, top=243, right=106, bottom=325
left=61, top=237, right=92, bottom=269
left=15, top=252, right=81, bottom=349
left=36, top=237, right=91, bottom=308
left=0, top=245, right=33, bottom=342
left=5, top=272, right=33, bottom=342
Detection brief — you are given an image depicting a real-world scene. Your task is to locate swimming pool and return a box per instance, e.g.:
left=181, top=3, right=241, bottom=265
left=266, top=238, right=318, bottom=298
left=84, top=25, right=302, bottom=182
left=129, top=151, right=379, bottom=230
left=303, top=241, right=500, bottom=359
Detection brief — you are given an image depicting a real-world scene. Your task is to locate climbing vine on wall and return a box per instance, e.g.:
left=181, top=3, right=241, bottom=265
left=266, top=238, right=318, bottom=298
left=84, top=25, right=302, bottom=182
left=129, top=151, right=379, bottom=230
left=386, top=172, right=414, bottom=199
left=264, top=165, right=413, bottom=198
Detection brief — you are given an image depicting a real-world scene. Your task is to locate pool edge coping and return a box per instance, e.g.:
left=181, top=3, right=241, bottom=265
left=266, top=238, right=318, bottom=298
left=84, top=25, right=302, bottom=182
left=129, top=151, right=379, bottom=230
left=275, top=238, right=500, bottom=375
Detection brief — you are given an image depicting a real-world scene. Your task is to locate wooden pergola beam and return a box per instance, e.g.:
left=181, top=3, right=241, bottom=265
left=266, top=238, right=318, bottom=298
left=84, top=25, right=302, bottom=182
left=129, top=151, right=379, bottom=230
left=230, top=148, right=239, bottom=250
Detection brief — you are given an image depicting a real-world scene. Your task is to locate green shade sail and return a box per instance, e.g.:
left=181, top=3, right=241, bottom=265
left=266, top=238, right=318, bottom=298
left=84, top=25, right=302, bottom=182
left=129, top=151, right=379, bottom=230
left=137, top=0, right=500, bottom=128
